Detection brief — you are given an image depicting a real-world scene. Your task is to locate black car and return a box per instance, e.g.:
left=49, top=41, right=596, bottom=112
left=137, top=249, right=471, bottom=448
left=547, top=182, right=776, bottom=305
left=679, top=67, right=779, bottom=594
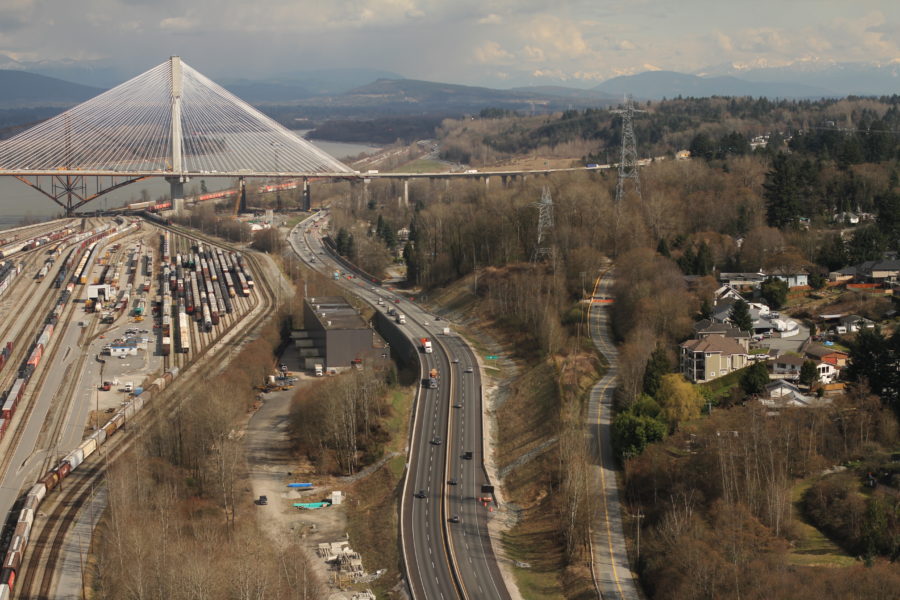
left=463, top=451, right=473, bottom=460
left=449, top=515, right=461, bottom=523
left=415, top=490, right=427, bottom=498
left=448, top=479, right=458, bottom=485
left=256, top=495, right=268, bottom=505
left=431, top=437, right=442, bottom=445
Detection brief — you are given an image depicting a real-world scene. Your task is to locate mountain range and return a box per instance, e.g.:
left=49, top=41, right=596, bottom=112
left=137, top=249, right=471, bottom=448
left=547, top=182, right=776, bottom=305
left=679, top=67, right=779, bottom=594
left=592, top=70, right=835, bottom=99
left=1, top=59, right=899, bottom=121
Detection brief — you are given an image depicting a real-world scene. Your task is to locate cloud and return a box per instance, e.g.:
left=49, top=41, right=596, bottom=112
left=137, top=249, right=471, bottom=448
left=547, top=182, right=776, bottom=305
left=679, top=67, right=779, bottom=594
left=478, top=13, right=502, bottom=25
left=522, top=16, right=591, bottom=60
left=522, top=45, right=545, bottom=62
left=473, top=40, right=514, bottom=64
left=159, top=16, right=196, bottom=32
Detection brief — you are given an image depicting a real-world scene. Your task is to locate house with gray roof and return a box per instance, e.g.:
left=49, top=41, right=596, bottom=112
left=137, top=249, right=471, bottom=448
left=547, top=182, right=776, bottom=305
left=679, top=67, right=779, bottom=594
left=680, top=334, right=751, bottom=383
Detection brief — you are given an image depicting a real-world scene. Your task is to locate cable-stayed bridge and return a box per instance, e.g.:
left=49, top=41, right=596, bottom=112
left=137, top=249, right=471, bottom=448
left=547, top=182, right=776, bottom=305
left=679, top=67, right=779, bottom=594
left=0, top=56, right=620, bottom=215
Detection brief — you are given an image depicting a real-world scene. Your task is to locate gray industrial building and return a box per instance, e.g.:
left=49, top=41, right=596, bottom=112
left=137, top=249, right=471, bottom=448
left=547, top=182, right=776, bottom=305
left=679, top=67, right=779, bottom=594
left=294, top=296, right=381, bottom=369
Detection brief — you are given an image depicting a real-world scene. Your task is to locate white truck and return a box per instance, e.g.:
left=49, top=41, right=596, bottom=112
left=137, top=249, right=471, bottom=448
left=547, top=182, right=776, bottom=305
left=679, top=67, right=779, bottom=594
left=396, top=313, right=406, bottom=324
left=314, top=364, right=324, bottom=377
left=420, top=338, right=433, bottom=353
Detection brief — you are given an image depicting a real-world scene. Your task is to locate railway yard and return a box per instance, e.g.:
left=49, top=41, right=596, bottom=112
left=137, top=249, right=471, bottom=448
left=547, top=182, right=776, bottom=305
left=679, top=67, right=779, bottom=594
left=0, top=216, right=274, bottom=599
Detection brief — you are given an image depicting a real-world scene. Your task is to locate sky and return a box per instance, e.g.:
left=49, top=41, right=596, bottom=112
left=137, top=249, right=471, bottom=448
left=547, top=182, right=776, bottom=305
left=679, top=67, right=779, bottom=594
left=1, top=1, right=900, bottom=87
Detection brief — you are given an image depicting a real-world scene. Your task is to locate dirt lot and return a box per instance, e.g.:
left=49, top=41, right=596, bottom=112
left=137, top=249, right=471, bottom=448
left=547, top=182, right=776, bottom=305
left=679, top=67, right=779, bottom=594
left=244, top=344, right=357, bottom=598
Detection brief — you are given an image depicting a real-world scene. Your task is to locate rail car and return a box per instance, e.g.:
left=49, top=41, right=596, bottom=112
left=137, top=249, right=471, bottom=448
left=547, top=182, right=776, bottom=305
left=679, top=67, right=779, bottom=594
left=177, top=312, right=190, bottom=353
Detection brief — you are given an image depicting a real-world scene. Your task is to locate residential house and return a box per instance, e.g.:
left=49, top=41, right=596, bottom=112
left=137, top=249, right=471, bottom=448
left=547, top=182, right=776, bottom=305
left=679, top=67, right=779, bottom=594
left=816, top=361, right=839, bottom=384
left=680, top=335, right=752, bottom=383
left=718, top=272, right=766, bottom=291
left=767, top=271, right=808, bottom=288
left=772, top=354, right=805, bottom=378
left=694, top=320, right=751, bottom=352
left=839, top=314, right=875, bottom=332
left=840, top=259, right=900, bottom=284
left=713, top=284, right=743, bottom=302
left=803, top=343, right=849, bottom=368
left=760, top=380, right=831, bottom=408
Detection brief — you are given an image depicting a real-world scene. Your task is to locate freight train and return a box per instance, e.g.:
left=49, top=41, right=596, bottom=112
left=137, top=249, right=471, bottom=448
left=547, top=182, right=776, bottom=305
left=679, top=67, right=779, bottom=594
left=0, top=366, right=181, bottom=598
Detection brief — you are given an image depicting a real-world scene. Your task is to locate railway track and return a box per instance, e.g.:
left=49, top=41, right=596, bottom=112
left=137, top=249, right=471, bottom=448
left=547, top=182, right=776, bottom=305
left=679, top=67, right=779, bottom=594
left=16, top=220, right=276, bottom=598
left=14, top=462, right=104, bottom=599
left=0, top=245, right=89, bottom=477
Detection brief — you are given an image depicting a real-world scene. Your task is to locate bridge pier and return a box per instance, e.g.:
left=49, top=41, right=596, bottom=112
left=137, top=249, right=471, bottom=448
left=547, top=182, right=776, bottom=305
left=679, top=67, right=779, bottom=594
left=403, top=178, right=409, bottom=207
left=302, top=177, right=311, bottom=211
left=167, top=176, right=185, bottom=215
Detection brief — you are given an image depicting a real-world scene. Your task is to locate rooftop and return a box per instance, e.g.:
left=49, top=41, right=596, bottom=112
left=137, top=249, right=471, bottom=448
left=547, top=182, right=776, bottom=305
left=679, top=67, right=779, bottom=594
left=681, top=334, right=748, bottom=356
left=306, top=296, right=368, bottom=330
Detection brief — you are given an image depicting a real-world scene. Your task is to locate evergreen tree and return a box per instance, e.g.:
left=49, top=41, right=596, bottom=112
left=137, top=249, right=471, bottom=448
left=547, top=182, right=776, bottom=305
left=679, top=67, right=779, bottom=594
left=695, top=241, right=714, bottom=276
left=403, top=241, right=419, bottom=283
left=847, top=226, right=886, bottom=263
left=763, top=153, right=802, bottom=228
left=875, top=191, right=900, bottom=249
left=729, top=298, right=753, bottom=332
left=699, top=297, right=713, bottom=320
left=643, top=345, right=671, bottom=397
left=335, top=227, right=350, bottom=256
left=740, top=361, right=770, bottom=395
left=656, top=237, right=670, bottom=258
left=760, top=277, right=789, bottom=310
left=845, top=327, right=900, bottom=416
left=678, top=245, right=696, bottom=274
left=817, top=233, right=848, bottom=271
left=799, top=360, right=818, bottom=387
left=345, top=233, right=356, bottom=259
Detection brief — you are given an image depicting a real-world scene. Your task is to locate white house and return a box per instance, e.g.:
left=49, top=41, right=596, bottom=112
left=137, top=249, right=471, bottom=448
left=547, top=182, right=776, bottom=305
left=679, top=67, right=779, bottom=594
left=816, top=362, right=838, bottom=384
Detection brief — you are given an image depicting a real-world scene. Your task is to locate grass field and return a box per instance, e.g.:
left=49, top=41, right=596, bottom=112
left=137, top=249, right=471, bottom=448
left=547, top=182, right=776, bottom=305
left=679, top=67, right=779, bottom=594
left=391, top=158, right=449, bottom=173
left=787, top=479, right=857, bottom=567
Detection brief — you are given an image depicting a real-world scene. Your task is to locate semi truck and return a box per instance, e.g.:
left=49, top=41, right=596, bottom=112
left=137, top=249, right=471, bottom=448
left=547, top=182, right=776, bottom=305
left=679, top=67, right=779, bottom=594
left=420, top=338, right=433, bottom=353
left=428, top=368, right=439, bottom=389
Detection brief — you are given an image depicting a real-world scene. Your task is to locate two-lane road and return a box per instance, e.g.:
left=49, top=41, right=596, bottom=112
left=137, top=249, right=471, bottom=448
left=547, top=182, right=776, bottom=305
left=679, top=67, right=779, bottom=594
left=587, top=270, right=641, bottom=600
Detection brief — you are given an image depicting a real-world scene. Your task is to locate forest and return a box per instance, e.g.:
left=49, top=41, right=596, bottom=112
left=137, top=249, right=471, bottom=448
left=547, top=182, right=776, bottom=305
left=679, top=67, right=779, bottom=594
left=325, top=93, right=900, bottom=598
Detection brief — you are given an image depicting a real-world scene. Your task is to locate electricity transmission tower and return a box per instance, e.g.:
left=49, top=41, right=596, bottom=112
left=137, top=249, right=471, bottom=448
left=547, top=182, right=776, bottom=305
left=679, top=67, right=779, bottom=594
left=532, top=186, right=554, bottom=262
left=611, top=95, right=645, bottom=204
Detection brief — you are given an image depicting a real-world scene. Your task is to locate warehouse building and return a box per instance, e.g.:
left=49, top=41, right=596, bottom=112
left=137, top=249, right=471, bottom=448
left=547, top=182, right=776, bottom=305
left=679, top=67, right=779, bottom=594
left=295, top=296, right=381, bottom=369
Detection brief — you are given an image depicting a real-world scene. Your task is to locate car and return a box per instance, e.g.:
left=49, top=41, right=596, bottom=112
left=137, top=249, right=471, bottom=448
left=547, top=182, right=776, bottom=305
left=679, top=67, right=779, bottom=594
left=394, top=299, right=400, bottom=304
left=256, top=495, right=268, bottom=505
left=449, top=515, right=460, bottom=523
left=463, top=451, right=473, bottom=460
left=452, top=358, right=459, bottom=364
left=435, top=316, right=443, bottom=321
left=431, top=437, right=442, bottom=445
left=453, top=403, right=462, bottom=409
left=415, top=490, right=427, bottom=499
left=377, top=299, right=385, bottom=305
left=448, top=478, right=457, bottom=485
left=464, top=366, right=474, bottom=373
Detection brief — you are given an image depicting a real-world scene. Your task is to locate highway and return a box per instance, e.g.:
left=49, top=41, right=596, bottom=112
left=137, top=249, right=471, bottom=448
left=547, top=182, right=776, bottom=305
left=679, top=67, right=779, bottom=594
left=587, top=270, right=641, bottom=600
left=287, top=214, right=510, bottom=599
